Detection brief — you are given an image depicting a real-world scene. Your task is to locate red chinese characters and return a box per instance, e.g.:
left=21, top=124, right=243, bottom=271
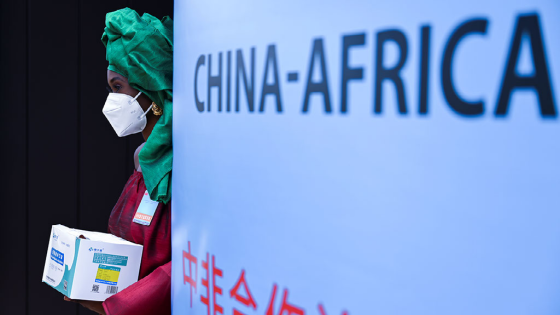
left=212, top=255, right=224, bottom=315
left=201, top=253, right=224, bottom=315
left=229, top=270, right=257, bottom=315
left=181, top=242, right=349, bottom=315
left=201, top=253, right=210, bottom=314
left=265, top=284, right=305, bottom=315
left=182, top=241, right=198, bottom=307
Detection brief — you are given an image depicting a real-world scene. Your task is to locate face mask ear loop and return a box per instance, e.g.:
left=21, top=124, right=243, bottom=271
left=128, top=91, right=143, bottom=104
left=140, top=104, right=154, bottom=119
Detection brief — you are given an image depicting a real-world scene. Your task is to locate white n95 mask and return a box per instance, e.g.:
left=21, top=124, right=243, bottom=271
left=102, top=91, right=153, bottom=137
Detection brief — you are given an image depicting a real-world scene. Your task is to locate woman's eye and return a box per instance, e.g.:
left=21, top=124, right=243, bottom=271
left=106, top=85, right=122, bottom=93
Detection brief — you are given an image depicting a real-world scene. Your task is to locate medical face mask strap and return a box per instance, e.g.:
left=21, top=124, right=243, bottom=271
left=140, top=103, right=154, bottom=119
left=128, top=91, right=143, bottom=104
left=128, top=90, right=153, bottom=119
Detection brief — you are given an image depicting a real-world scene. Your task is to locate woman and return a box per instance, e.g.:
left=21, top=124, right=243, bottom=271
left=64, top=8, right=174, bottom=315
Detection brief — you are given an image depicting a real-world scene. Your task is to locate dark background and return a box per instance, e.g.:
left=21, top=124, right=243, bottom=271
left=0, top=0, right=173, bottom=314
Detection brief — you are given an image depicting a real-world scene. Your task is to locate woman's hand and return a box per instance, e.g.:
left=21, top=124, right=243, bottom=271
left=64, top=296, right=106, bottom=315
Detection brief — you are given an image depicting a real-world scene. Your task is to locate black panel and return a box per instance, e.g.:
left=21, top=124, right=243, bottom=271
left=0, top=0, right=28, bottom=314
left=129, top=0, right=174, bottom=19
left=27, top=0, right=80, bottom=314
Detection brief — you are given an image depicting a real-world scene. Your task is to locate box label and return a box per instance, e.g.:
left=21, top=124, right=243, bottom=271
left=95, top=264, right=121, bottom=285
left=93, top=253, right=128, bottom=266
left=50, top=248, right=64, bottom=266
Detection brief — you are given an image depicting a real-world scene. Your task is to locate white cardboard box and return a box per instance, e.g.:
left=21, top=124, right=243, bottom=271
left=42, top=224, right=143, bottom=301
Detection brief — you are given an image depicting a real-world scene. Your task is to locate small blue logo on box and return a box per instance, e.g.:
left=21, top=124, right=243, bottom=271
left=50, top=248, right=64, bottom=266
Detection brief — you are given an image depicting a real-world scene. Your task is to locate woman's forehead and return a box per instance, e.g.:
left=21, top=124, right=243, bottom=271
left=107, top=70, right=127, bottom=82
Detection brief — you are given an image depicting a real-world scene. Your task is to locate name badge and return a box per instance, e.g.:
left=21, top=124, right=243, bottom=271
left=133, top=190, right=159, bottom=226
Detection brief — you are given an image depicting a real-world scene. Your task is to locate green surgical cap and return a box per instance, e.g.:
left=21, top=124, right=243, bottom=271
left=102, top=7, right=173, bottom=204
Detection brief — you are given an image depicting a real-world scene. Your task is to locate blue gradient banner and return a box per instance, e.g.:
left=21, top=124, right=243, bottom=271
left=172, top=1, right=560, bottom=314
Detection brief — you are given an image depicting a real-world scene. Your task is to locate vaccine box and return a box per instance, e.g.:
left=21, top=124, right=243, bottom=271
left=42, top=224, right=143, bottom=301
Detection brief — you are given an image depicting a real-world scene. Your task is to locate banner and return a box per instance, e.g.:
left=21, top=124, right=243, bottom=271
left=172, top=1, right=560, bottom=314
